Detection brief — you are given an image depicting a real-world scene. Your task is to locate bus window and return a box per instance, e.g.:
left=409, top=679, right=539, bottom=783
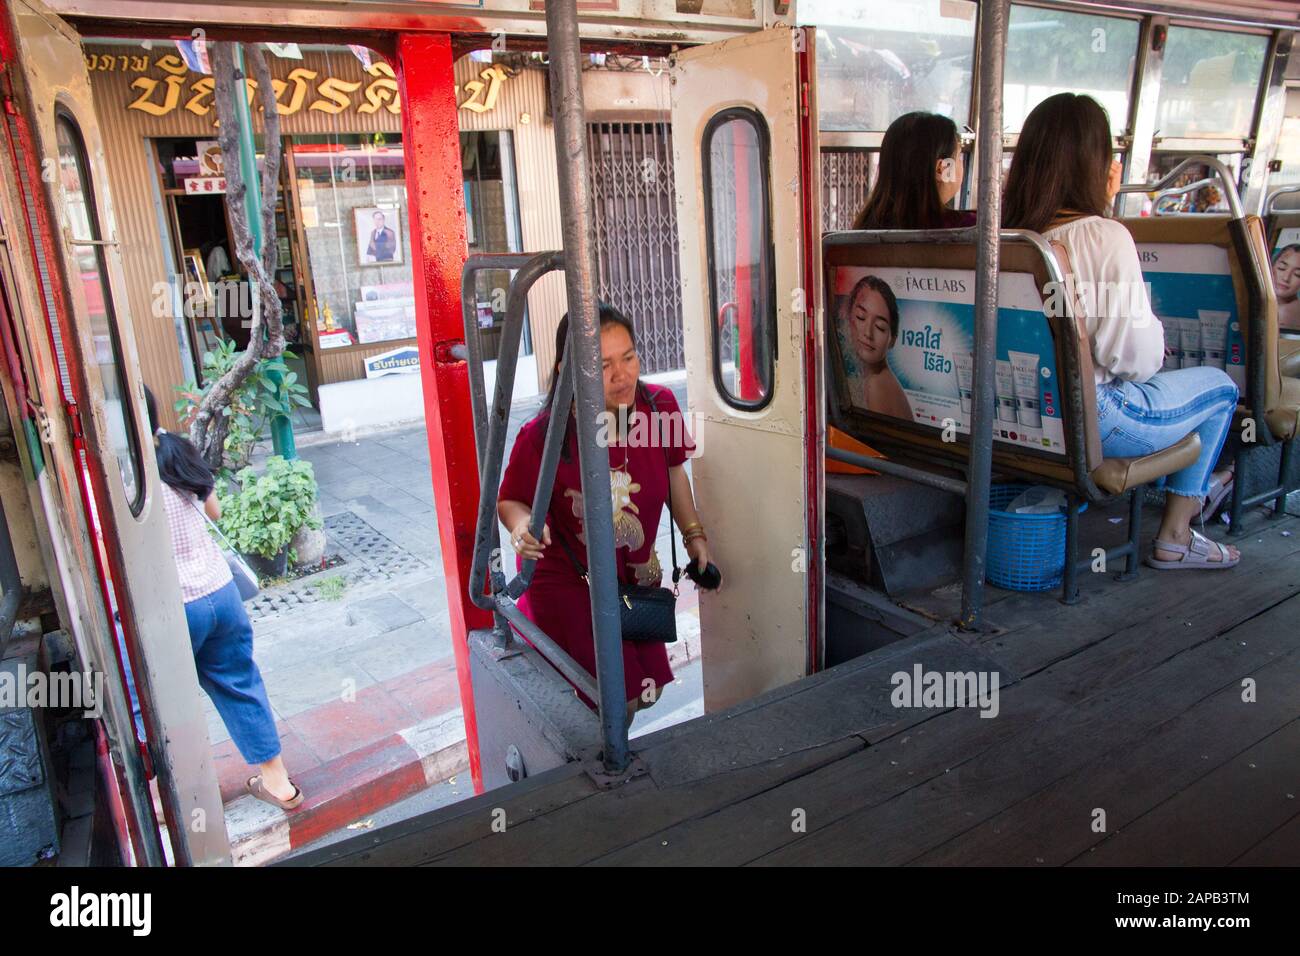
left=1155, top=26, right=1269, bottom=141
left=799, top=0, right=976, bottom=134
left=1003, top=5, right=1140, bottom=135
left=56, top=112, right=145, bottom=514
left=703, top=108, right=774, bottom=409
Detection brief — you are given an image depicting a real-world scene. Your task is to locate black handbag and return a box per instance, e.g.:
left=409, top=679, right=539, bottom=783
left=555, top=393, right=681, bottom=644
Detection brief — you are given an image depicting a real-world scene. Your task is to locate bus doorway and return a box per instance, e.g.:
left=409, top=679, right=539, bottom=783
left=0, top=0, right=228, bottom=864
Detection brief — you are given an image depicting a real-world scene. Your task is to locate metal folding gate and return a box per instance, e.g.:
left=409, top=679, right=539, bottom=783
left=586, top=121, right=683, bottom=374
left=820, top=148, right=875, bottom=232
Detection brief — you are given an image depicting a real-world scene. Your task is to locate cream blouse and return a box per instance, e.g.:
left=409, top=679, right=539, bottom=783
left=1043, top=215, right=1166, bottom=385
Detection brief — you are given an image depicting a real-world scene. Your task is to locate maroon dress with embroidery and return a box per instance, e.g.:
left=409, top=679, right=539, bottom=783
left=499, top=383, right=692, bottom=706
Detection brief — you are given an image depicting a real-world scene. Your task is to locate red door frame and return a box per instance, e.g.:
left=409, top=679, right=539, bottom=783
left=0, top=0, right=162, bottom=860
left=395, top=33, right=491, bottom=793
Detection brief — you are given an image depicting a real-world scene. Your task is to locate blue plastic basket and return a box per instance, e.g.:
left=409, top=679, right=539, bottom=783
left=986, top=483, right=1079, bottom=592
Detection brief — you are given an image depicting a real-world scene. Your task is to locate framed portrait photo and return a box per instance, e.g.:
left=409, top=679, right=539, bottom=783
left=355, top=206, right=403, bottom=266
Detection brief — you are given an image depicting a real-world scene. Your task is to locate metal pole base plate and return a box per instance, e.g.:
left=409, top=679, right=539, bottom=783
left=584, top=753, right=648, bottom=790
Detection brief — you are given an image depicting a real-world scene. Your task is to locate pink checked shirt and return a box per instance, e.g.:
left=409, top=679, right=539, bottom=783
left=161, top=483, right=232, bottom=602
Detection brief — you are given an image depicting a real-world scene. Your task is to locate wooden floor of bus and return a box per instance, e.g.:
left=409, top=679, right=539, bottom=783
left=289, top=501, right=1300, bottom=866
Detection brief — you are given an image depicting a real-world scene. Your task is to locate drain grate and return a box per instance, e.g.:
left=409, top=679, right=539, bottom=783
left=247, top=511, right=430, bottom=621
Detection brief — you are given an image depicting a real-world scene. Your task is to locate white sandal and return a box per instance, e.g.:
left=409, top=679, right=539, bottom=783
left=1145, top=528, right=1239, bottom=570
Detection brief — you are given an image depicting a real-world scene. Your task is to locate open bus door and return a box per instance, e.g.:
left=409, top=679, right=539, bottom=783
left=670, top=25, right=823, bottom=711
left=0, top=0, right=228, bottom=863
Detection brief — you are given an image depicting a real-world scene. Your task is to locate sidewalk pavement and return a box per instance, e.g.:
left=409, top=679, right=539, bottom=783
left=214, top=374, right=694, bottom=864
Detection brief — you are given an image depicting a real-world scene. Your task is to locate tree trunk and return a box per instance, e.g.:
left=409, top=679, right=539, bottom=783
left=188, top=42, right=286, bottom=471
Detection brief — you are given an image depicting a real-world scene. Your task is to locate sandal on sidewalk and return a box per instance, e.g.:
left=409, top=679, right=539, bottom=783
left=1199, top=472, right=1234, bottom=523
left=246, top=774, right=304, bottom=810
left=1145, top=528, right=1240, bottom=570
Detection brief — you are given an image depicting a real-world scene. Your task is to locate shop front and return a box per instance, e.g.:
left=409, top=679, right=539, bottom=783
left=83, top=40, right=673, bottom=433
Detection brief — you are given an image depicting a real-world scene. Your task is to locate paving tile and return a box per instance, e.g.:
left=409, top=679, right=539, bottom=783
left=253, top=618, right=379, bottom=674
left=260, top=656, right=378, bottom=718
left=388, top=575, right=451, bottom=622
left=286, top=684, right=415, bottom=764
left=381, top=490, right=438, bottom=521
left=345, top=621, right=451, bottom=683
left=345, top=593, right=424, bottom=631
left=384, top=657, right=463, bottom=724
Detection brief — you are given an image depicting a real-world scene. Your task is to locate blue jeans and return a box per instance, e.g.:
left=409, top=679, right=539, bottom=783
left=185, top=579, right=281, bottom=764
left=1096, top=367, right=1239, bottom=499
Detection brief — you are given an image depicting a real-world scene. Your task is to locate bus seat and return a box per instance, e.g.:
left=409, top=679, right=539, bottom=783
left=1121, top=214, right=1300, bottom=526
left=823, top=230, right=1203, bottom=603
left=1280, top=339, right=1300, bottom=379
left=824, top=234, right=1199, bottom=503
left=1049, top=237, right=1203, bottom=497
left=1121, top=215, right=1299, bottom=439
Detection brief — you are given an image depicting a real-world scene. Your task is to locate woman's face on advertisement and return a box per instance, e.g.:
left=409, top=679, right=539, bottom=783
left=849, top=287, right=894, bottom=366
left=1274, top=250, right=1300, bottom=300
left=601, top=322, right=640, bottom=411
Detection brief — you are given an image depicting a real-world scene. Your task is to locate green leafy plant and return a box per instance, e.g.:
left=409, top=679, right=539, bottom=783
left=216, top=456, right=322, bottom=559
left=174, top=340, right=312, bottom=478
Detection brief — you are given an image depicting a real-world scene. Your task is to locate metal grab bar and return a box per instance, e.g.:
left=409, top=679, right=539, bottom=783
left=1152, top=177, right=1218, bottom=214
left=463, top=251, right=563, bottom=613
left=1265, top=184, right=1300, bottom=215
left=460, top=252, right=602, bottom=705
left=1118, top=154, right=1245, bottom=219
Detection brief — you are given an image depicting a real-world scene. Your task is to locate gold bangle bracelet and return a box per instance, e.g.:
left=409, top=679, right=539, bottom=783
left=680, top=521, right=704, bottom=536
left=683, top=530, right=708, bottom=545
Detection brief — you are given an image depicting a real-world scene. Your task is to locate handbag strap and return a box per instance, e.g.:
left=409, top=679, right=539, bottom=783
left=183, top=487, right=238, bottom=553
left=551, top=386, right=680, bottom=589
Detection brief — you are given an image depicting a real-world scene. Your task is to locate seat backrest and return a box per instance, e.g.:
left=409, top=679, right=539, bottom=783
left=823, top=233, right=1100, bottom=495
left=1120, top=215, right=1280, bottom=421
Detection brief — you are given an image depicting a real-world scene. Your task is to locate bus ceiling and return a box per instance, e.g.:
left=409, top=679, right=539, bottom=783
left=42, top=0, right=1300, bottom=38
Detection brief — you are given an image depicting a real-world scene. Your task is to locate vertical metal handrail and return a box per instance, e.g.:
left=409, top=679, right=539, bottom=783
left=545, top=0, right=631, bottom=773
left=461, top=251, right=602, bottom=704
left=960, top=0, right=1008, bottom=631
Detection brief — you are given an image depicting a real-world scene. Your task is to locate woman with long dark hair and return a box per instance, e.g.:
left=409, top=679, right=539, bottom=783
left=147, top=387, right=303, bottom=809
left=853, top=111, right=973, bottom=230
left=497, top=303, right=713, bottom=727
left=1003, top=93, right=1241, bottom=569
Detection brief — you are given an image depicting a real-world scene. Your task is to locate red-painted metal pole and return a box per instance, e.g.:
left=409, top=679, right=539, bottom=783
left=733, top=128, right=756, bottom=401
left=395, top=33, right=491, bottom=793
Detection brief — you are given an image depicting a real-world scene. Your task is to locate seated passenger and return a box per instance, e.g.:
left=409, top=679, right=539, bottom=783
left=852, top=111, right=975, bottom=230
left=498, top=304, right=713, bottom=727
left=1003, top=92, right=1241, bottom=570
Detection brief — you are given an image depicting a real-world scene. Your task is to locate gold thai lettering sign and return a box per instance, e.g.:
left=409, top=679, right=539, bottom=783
left=86, top=48, right=512, bottom=121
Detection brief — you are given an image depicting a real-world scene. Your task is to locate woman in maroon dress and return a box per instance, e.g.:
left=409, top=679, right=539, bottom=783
left=498, top=304, right=712, bottom=728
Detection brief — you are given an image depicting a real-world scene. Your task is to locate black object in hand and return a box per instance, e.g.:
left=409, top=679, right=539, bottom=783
left=684, top=560, right=722, bottom=591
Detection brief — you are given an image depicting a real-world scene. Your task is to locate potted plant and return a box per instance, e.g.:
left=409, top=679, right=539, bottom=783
left=217, top=456, right=323, bottom=580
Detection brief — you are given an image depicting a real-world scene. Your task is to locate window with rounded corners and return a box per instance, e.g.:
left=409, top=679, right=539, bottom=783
left=1003, top=5, right=1140, bottom=136
left=55, top=110, right=145, bottom=515
left=703, top=108, right=776, bottom=410
left=1156, top=27, right=1269, bottom=141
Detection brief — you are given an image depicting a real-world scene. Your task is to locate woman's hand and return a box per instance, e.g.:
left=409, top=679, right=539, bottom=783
left=1106, top=158, right=1123, bottom=202
left=685, top=534, right=710, bottom=575
left=510, top=518, right=551, bottom=561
